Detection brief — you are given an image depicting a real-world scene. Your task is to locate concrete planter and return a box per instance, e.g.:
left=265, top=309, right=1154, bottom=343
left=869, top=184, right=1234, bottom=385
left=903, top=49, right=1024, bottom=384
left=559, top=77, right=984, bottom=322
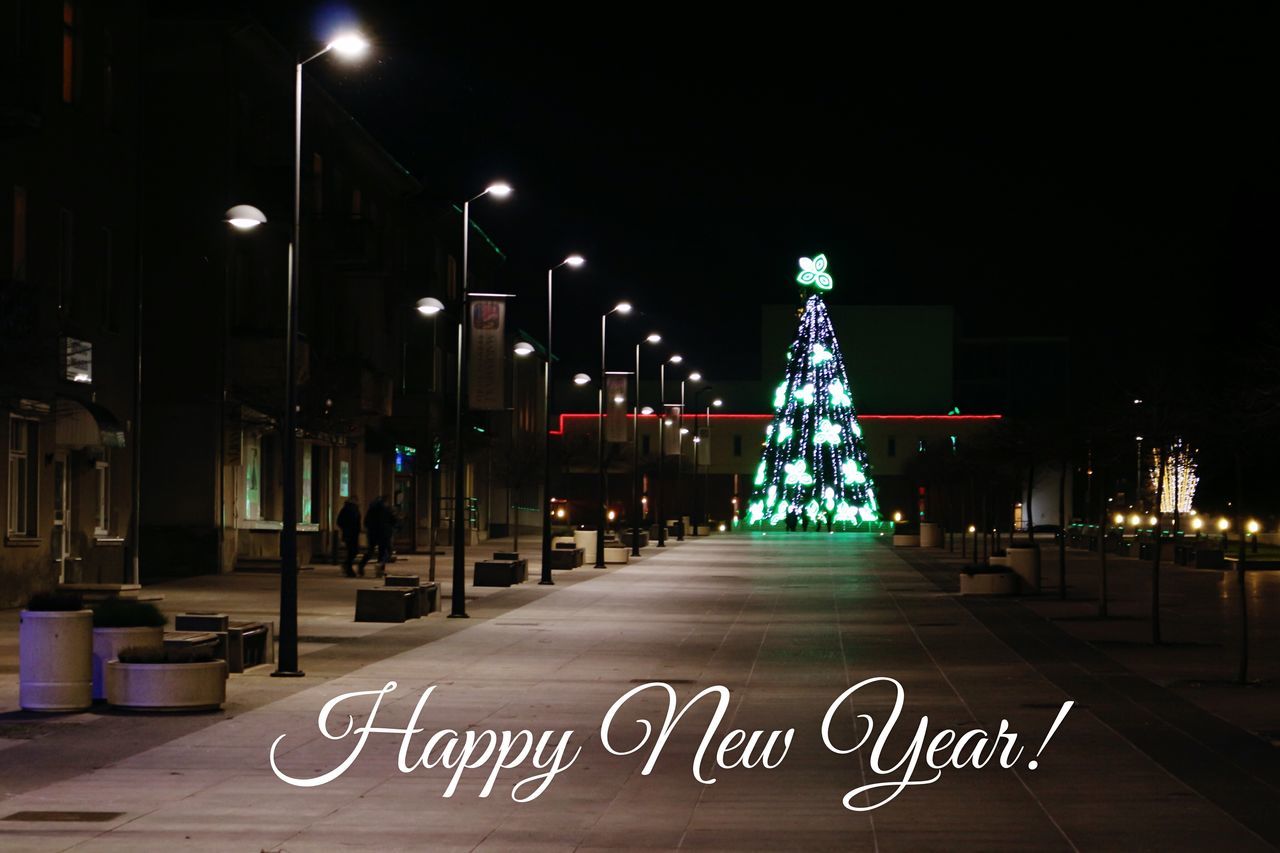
left=603, top=546, right=630, bottom=564
left=960, top=570, right=1017, bottom=595
left=572, top=529, right=598, bottom=555
left=92, top=626, right=164, bottom=701
left=919, top=523, right=943, bottom=548
left=988, top=554, right=1010, bottom=567
left=106, top=659, right=228, bottom=712
left=20, top=609, right=93, bottom=712
left=892, top=534, right=920, bottom=547
left=1008, top=545, right=1042, bottom=592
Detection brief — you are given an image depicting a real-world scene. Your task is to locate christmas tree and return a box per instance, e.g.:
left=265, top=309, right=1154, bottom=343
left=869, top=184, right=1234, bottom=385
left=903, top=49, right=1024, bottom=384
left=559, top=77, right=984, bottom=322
left=747, top=254, right=879, bottom=529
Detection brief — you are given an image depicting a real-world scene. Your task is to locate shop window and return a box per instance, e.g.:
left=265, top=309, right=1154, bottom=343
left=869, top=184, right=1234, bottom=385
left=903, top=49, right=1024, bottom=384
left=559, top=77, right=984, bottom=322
left=94, top=460, right=108, bottom=536
left=62, top=337, right=92, bottom=383
left=244, top=432, right=262, bottom=520
left=7, top=416, right=38, bottom=537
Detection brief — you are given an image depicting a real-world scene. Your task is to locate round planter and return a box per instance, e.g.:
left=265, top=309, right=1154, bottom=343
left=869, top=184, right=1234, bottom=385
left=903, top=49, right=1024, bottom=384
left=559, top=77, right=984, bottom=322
left=1008, top=544, right=1042, bottom=592
left=92, top=626, right=164, bottom=701
left=106, top=660, right=227, bottom=712
left=919, top=523, right=943, bottom=548
left=572, top=529, right=598, bottom=555
left=20, top=609, right=93, bottom=712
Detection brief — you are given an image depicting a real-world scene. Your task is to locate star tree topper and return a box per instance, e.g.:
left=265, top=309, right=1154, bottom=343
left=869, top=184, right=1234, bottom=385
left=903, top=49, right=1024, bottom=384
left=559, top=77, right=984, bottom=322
left=796, top=254, right=834, bottom=291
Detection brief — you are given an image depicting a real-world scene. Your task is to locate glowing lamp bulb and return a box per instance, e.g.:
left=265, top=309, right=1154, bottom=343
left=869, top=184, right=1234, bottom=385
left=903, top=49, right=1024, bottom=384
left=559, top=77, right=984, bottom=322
left=1247, top=520, right=1260, bottom=534
left=1191, top=517, right=1204, bottom=530
left=1129, top=514, right=1142, bottom=527
left=327, top=32, right=370, bottom=58
left=1217, top=518, right=1230, bottom=531
left=416, top=297, right=445, bottom=316
left=967, top=525, right=976, bottom=534
left=669, top=354, right=683, bottom=364
left=573, top=373, right=591, bottom=385
left=564, top=254, right=585, bottom=267
left=614, top=302, right=632, bottom=314
left=485, top=182, right=512, bottom=198
left=513, top=341, right=535, bottom=356
left=1113, top=513, right=1125, bottom=526
left=892, top=511, right=902, bottom=522
left=646, top=333, right=662, bottom=344
left=688, top=372, right=702, bottom=382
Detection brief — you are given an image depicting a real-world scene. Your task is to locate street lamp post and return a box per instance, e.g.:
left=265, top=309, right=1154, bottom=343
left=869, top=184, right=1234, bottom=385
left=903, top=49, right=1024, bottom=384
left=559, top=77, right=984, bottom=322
left=539, top=256, right=584, bottom=586
left=631, top=333, right=661, bottom=557
left=678, top=371, right=701, bottom=538
left=245, top=30, right=369, bottom=679
left=451, top=182, right=512, bottom=619
left=655, top=354, right=682, bottom=547
left=415, top=297, right=447, bottom=583
left=596, top=302, right=632, bottom=568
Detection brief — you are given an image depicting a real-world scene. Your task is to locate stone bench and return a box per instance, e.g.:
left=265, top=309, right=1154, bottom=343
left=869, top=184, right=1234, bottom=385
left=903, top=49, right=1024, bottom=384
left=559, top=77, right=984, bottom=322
left=355, top=587, right=419, bottom=623
left=492, top=552, right=529, bottom=582
left=474, top=560, right=524, bottom=587
left=603, top=545, right=630, bottom=564
left=385, top=575, right=439, bottom=615
left=548, top=544, right=584, bottom=570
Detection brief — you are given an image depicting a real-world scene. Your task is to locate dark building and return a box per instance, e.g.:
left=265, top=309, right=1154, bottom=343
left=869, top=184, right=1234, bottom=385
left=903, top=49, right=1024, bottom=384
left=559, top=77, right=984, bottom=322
left=137, top=15, right=505, bottom=576
left=0, top=0, right=143, bottom=606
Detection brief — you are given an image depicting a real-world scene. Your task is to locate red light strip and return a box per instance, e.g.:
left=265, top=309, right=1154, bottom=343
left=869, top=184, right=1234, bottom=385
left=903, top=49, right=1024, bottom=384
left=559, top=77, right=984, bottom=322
left=549, top=412, right=1001, bottom=435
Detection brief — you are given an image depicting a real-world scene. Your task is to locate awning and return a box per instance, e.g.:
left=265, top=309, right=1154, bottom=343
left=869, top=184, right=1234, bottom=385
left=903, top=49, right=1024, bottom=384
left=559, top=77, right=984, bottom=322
left=55, top=398, right=126, bottom=449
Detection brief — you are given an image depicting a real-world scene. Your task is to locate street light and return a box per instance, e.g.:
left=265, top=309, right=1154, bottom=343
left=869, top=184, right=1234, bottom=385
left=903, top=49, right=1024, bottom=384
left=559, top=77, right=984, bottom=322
left=596, top=302, right=631, bottom=568
left=573, top=373, right=591, bottom=385
left=631, top=333, right=662, bottom=556
left=654, top=354, right=681, bottom=548
left=451, top=182, right=513, bottom=619
left=700, top=397, right=722, bottom=532
left=690, top=384, right=717, bottom=535
left=676, top=371, right=702, bottom=539
left=540, top=254, right=585, bottom=586
left=239, top=28, right=373, bottom=679
left=413, top=295, right=450, bottom=584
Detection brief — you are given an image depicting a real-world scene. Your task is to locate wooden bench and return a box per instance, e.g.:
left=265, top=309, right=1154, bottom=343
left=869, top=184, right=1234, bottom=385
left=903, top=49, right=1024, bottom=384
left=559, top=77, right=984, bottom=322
left=548, top=543, right=584, bottom=570
left=163, top=630, right=226, bottom=662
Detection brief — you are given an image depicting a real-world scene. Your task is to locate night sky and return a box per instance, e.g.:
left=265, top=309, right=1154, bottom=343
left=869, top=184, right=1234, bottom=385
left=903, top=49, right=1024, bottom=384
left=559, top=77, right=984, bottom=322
left=251, top=3, right=1278, bottom=387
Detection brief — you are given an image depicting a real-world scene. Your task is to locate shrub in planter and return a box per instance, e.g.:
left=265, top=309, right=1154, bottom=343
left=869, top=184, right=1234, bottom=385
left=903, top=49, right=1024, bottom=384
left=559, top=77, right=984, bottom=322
left=106, top=645, right=227, bottom=712
left=20, top=592, right=92, bottom=712
left=91, top=600, right=167, bottom=701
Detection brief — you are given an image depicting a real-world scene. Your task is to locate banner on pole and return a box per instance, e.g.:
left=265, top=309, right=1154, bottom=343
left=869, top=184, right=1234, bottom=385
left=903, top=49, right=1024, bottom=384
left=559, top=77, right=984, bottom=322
left=605, top=374, right=629, bottom=443
left=662, top=405, right=682, bottom=455
left=468, top=297, right=505, bottom=410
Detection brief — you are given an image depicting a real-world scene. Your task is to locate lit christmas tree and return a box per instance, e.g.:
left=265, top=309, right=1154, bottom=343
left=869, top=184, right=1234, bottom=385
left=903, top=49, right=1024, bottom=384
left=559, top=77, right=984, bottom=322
left=747, top=254, right=879, bottom=529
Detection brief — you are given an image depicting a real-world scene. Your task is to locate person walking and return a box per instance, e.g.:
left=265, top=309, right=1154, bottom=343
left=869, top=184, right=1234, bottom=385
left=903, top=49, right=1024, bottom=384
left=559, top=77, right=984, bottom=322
left=336, top=496, right=361, bottom=577
left=358, top=495, right=394, bottom=577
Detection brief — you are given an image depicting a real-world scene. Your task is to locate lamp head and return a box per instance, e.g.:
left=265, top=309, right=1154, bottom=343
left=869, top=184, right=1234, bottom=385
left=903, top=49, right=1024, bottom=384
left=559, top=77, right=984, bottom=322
left=513, top=341, right=535, bottom=357
left=712, top=398, right=723, bottom=407
left=224, top=204, right=267, bottom=230
left=645, top=333, right=661, bottom=344
left=485, top=182, right=513, bottom=199
left=613, top=301, right=632, bottom=315
left=564, top=254, right=585, bottom=268
left=573, top=373, right=591, bottom=386
left=641, top=406, right=654, bottom=415
left=416, top=297, right=445, bottom=316
left=327, top=32, right=370, bottom=58
left=688, top=371, right=702, bottom=382
left=669, top=354, right=683, bottom=364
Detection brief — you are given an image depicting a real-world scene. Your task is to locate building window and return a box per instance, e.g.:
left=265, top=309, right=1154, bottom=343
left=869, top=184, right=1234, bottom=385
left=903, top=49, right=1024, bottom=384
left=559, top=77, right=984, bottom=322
left=61, top=1, right=78, bottom=103
left=58, top=208, right=73, bottom=312
left=887, top=436, right=896, bottom=458
left=62, top=337, right=92, bottom=383
left=11, top=186, right=25, bottom=281
left=8, top=416, right=39, bottom=537
left=94, top=460, right=108, bottom=536
left=917, top=438, right=927, bottom=453
left=244, top=432, right=262, bottom=520
left=733, top=434, right=743, bottom=457
left=301, top=444, right=313, bottom=524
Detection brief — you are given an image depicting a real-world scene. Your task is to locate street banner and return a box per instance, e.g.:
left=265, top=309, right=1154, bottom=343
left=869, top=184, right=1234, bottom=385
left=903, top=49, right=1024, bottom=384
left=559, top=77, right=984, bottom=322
left=662, top=404, right=682, bottom=455
left=605, top=374, right=629, bottom=442
left=468, top=297, right=505, bottom=410
left=696, top=426, right=711, bottom=465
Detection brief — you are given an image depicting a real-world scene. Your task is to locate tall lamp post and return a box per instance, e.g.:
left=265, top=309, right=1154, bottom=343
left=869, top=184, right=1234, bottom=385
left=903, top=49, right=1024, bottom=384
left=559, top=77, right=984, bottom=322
left=415, top=297, right=447, bottom=583
left=451, top=182, right=512, bottom=618
left=539, top=255, right=585, bottom=586
left=678, top=371, right=701, bottom=538
left=631, top=333, right=662, bottom=557
left=655, top=353, right=682, bottom=547
left=702, top=397, right=723, bottom=532
left=595, top=302, right=632, bottom=568
left=237, top=30, right=369, bottom=679
left=691, top=386, right=716, bottom=536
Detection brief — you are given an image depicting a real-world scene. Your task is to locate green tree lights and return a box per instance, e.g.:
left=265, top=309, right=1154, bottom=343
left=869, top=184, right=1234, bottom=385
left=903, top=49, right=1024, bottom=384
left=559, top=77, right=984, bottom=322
left=748, top=255, right=879, bottom=529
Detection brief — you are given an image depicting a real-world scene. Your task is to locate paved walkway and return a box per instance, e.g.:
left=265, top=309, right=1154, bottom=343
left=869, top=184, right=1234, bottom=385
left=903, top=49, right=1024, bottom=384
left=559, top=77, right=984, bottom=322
left=0, top=535, right=1276, bottom=850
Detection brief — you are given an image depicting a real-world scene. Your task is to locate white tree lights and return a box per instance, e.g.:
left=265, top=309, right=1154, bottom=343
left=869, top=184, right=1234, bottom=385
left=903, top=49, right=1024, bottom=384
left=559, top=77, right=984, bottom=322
left=747, top=255, right=879, bottom=528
